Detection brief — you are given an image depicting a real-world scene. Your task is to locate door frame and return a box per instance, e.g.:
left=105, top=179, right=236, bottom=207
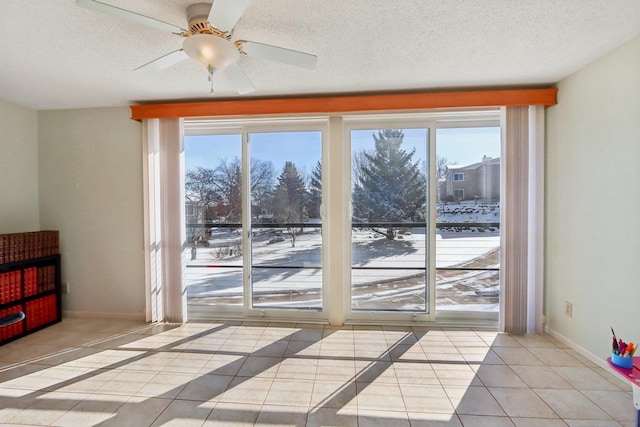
left=185, top=118, right=331, bottom=322
left=182, top=111, right=501, bottom=325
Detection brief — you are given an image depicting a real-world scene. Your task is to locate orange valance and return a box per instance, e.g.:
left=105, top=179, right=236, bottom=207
left=130, top=88, right=557, bottom=121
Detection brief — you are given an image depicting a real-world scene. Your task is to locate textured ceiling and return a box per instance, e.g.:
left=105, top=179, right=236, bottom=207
left=0, top=0, right=638, bottom=110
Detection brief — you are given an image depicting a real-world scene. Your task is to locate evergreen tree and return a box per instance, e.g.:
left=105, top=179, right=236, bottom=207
left=353, top=129, right=426, bottom=240
left=273, top=161, right=307, bottom=247
left=306, top=160, right=322, bottom=219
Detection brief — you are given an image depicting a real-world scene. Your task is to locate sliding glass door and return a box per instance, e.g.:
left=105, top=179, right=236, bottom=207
left=249, top=131, right=323, bottom=310
left=183, top=113, right=500, bottom=323
left=350, top=127, right=431, bottom=318
left=435, top=127, right=501, bottom=316
left=184, top=133, right=245, bottom=312
left=184, top=123, right=326, bottom=319
left=346, top=120, right=500, bottom=322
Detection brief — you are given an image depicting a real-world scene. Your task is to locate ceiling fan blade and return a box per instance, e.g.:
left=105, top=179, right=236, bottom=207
left=134, top=49, right=188, bottom=72
left=76, top=0, right=188, bottom=34
left=241, top=41, right=317, bottom=69
left=223, top=62, right=256, bottom=94
left=208, top=0, right=252, bottom=33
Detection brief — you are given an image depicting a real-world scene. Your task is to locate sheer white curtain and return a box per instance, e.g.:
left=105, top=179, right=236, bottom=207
left=500, top=106, right=545, bottom=334
left=142, top=118, right=187, bottom=323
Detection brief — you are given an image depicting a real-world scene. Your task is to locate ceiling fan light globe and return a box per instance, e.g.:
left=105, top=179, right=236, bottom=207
left=183, top=34, right=239, bottom=71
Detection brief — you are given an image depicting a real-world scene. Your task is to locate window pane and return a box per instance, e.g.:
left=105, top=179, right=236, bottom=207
left=184, top=134, right=244, bottom=307
left=250, top=131, right=323, bottom=310
left=351, top=128, right=429, bottom=312
left=436, top=127, right=500, bottom=312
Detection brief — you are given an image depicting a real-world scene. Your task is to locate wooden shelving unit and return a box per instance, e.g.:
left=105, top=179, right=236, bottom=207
left=0, top=231, right=61, bottom=345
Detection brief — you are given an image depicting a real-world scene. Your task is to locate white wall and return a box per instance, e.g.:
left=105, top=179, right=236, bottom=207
left=0, top=99, right=39, bottom=233
left=38, top=108, right=145, bottom=317
left=545, top=36, right=640, bottom=357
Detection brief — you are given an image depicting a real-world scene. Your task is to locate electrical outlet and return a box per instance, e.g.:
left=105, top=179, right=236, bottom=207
left=62, top=282, right=70, bottom=294
left=565, top=301, right=572, bottom=317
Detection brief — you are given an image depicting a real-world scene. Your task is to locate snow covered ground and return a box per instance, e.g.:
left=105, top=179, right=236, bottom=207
left=186, top=228, right=499, bottom=312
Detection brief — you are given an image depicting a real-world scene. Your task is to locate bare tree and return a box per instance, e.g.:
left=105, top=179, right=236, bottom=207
left=213, top=158, right=242, bottom=222
left=436, top=156, right=449, bottom=180
left=209, top=157, right=276, bottom=222
left=185, top=167, right=216, bottom=224
left=251, top=158, right=275, bottom=210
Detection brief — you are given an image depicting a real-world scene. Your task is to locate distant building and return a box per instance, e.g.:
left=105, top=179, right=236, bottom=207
left=439, top=156, right=500, bottom=202
left=185, top=200, right=202, bottom=224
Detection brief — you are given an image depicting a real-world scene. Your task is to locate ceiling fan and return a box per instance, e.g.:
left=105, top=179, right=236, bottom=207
left=76, top=0, right=317, bottom=94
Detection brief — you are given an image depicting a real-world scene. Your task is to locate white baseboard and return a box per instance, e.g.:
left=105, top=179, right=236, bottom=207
left=545, top=326, right=632, bottom=390
left=63, top=311, right=146, bottom=322
left=545, top=326, right=608, bottom=369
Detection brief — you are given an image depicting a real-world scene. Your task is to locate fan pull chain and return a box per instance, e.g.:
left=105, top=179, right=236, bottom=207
left=207, top=65, right=214, bottom=94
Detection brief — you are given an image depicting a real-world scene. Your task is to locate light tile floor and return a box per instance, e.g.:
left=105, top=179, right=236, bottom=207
left=0, top=318, right=635, bottom=426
